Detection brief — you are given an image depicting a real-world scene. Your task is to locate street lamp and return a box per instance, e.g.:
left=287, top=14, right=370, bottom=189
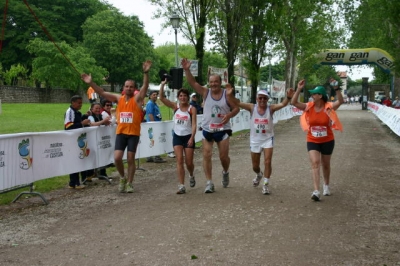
left=169, top=12, right=181, bottom=67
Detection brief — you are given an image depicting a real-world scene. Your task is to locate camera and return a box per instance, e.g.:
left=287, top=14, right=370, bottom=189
left=158, top=69, right=173, bottom=82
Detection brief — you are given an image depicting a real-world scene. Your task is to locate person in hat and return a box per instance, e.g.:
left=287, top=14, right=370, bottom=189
left=291, top=79, right=344, bottom=201
left=226, top=85, right=295, bottom=195
left=189, top=93, right=203, bottom=114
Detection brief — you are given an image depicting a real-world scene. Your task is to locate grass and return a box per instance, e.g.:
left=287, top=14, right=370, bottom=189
left=0, top=101, right=171, bottom=205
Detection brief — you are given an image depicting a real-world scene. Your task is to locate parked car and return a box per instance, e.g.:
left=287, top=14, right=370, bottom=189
left=375, top=95, right=386, bottom=103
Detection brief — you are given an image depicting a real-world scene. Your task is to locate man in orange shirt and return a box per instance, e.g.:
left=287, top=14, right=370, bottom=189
left=81, top=60, right=152, bottom=193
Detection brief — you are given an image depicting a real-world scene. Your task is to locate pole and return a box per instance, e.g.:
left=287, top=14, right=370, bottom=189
left=174, top=28, right=178, bottom=67
left=240, top=61, right=243, bottom=102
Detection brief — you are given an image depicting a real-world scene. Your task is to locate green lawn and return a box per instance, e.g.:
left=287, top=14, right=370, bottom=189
left=0, top=101, right=172, bottom=205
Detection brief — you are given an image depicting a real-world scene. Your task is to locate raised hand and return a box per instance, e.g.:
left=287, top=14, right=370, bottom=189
left=181, top=58, right=191, bottom=70
left=142, top=60, right=152, bottom=73
left=81, top=73, right=92, bottom=84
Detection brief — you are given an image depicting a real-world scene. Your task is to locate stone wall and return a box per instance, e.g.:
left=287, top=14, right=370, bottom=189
left=0, top=86, right=87, bottom=103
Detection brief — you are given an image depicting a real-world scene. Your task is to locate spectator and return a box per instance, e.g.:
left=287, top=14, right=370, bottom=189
left=382, top=96, right=392, bottom=107
left=101, top=99, right=116, bottom=126
left=182, top=58, right=240, bottom=193
left=189, top=93, right=203, bottom=114
left=291, top=79, right=344, bottom=201
left=226, top=85, right=295, bottom=195
left=159, top=79, right=197, bottom=194
left=392, top=96, right=400, bottom=109
left=64, top=95, right=91, bottom=189
left=145, top=91, right=167, bottom=163
left=81, top=60, right=152, bottom=193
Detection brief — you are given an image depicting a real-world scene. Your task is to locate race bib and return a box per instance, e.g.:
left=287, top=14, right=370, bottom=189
left=120, top=112, right=133, bottom=123
left=175, top=114, right=189, bottom=125
left=254, top=118, right=268, bottom=133
left=210, top=123, right=224, bottom=132
left=311, top=126, right=327, bottom=137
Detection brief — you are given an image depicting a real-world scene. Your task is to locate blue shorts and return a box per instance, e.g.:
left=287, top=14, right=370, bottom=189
left=202, top=130, right=231, bottom=143
left=172, top=133, right=195, bottom=148
left=307, top=140, right=335, bottom=155
left=115, top=134, right=140, bottom=153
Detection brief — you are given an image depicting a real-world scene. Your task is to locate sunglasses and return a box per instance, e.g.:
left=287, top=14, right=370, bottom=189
left=105, top=104, right=112, bottom=107
left=258, top=97, right=268, bottom=100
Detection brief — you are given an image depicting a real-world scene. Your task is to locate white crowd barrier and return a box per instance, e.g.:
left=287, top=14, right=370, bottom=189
left=0, top=106, right=300, bottom=192
left=368, top=101, right=400, bottom=137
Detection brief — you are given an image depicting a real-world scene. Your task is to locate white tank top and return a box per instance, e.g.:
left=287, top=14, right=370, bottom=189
left=202, top=89, right=232, bottom=132
left=250, top=104, right=274, bottom=143
left=173, top=106, right=192, bottom=136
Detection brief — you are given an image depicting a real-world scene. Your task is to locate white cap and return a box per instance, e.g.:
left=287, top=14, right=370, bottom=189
left=190, top=93, right=197, bottom=97
left=257, top=90, right=270, bottom=97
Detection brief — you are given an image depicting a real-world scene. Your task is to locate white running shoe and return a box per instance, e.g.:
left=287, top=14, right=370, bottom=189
left=311, top=190, right=320, bottom=201
left=323, top=185, right=331, bottom=196
left=253, top=172, right=263, bottom=187
left=204, top=181, right=215, bottom=193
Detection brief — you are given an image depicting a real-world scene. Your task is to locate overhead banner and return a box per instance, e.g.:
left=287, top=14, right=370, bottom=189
left=207, top=66, right=229, bottom=85
left=315, top=48, right=395, bottom=75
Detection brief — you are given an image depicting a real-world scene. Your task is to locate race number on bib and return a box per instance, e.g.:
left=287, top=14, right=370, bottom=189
left=254, top=118, right=268, bottom=133
left=310, top=126, right=327, bottom=137
left=175, top=114, right=189, bottom=125
left=120, top=112, right=133, bottom=123
left=210, top=123, right=224, bottom=132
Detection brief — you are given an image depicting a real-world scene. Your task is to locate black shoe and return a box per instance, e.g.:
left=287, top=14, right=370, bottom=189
left=154, top=156, right=166, bottom=163
left=146, top=157, right=154, bottom=162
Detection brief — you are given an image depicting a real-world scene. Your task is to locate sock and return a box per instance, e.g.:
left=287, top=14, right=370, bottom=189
left=263, top=177, right=269, bottom=185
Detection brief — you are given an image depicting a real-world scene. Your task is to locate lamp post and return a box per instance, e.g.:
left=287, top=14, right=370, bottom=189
left=268, top=54, right=272, bottom=91
left=169, top=12, right=181, bottom=67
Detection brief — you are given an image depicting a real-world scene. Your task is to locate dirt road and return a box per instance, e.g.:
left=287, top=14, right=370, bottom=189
left=0, top=105, right=399, bottom=265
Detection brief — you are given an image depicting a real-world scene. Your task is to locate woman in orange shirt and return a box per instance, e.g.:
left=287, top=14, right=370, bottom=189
left=291, top=79, right=344, bottom=201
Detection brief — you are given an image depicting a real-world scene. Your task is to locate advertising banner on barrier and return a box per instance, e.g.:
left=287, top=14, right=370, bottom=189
left=1, top=109, right=305, bottom=192
left=0, top=135, right=34, bottom=190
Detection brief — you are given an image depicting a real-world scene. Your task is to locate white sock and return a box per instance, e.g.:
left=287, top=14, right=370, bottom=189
left=263, top=177, right=269, bottom=185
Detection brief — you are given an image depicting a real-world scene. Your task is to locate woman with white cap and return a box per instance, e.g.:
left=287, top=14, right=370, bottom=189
left=226, top=84, right=294, bottom=195
left=291, top=79, right=344, bottom=201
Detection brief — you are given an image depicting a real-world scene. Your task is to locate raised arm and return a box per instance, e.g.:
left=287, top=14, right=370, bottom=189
left=181, top=58, right=207, bottom=98
left=330, top=78, right=344, bottom=110
left=136, top=60, right=152, bottom=104
left=225, top=83, right=253, bottom=112
left=81, top=74, right=119, bottom=103
left=158, top=79, right=176, bottom=109
left=291, top=79, right=307, bottom=111
left=270, top=88, right=295, bottom=113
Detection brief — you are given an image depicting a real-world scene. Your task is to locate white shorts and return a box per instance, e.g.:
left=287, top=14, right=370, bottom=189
left=250, top=137, right=274, bottom=153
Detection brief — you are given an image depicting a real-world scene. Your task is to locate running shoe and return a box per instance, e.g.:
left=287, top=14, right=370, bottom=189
left=119, top=178, right=127, bottom=193
left=125, top=182, right=134, bottom=193
left=311, top=190, right=320, bottom=201
left=323, top=185, right=331, bottom=196
left=204, top=181, right=215, bottom=193
left=262, top=183, right=270, bottom=195
left=222, top=172, right=229, bottom=188
left=189, top=176, right=196, bottom=187
left=176, top=185, right=186, bottom=194
left=75, top=185, right=85, bottom=190
left=253, top=172, right=263, bottom=187
left=167, top=152, right=176, bottom=158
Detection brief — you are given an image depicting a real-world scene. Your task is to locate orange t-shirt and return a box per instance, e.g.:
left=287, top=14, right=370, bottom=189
left=306, top=106, right=334, bottom=143
left=116, top=95, right=142, bottom=136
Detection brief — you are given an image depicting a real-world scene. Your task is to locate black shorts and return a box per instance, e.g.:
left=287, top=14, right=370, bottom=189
left=172, top=133, right=195, bottom=148
left=202, top=130, right=232, bottom=143
left=115, top=134, right=140, bottom=153
left=307, top=140, right=335, bottom=155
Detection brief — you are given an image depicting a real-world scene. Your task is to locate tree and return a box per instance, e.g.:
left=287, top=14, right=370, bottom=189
left=148, top=0, right=216, bottom=85
left=343, top=0, right=400, bottom=81
left=0, top=0, right=108, bottom=70
left=4, top=64, right=28, bottom=86
left=82, top=10, right=156, bottom=91
left=27, top=39, right=107, bottom=90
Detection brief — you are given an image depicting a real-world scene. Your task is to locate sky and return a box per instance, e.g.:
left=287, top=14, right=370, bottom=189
left=106, top=0, right=374, bottom=80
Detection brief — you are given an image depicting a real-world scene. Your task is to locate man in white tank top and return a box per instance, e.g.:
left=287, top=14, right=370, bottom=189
left=226, top=85, right=294, bottom=195
left=182, top=58, right=240, bottom=193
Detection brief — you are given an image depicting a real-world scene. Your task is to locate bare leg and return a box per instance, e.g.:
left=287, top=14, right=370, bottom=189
left=184, top=147, right=195, bottom=177
left=114, top=150, right=125, bottom=177
left=126, top=151, right=136, bottom=183
left=174, top=145, right=185, bottom=185
left=202, top=139, right=214, bottom=181
left=216, top=138, right=230, bottom=172
left=251, top=152, right=261, bottom=174
left=308, top=150, right=321, bottom=191
left=262, top=148, right=273, bottom=178
left=321, top=154, right=332, bottom=185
